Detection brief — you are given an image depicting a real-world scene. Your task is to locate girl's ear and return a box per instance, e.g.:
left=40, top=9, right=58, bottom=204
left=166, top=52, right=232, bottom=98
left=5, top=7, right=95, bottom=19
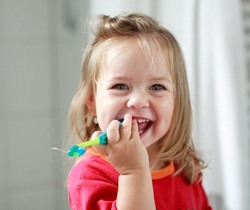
left=86, top=93, right=96, bottom=115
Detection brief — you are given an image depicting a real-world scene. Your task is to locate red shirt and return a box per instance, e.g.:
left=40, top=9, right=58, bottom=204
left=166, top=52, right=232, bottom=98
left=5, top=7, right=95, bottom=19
left=68, top=151, right=212, bottom=210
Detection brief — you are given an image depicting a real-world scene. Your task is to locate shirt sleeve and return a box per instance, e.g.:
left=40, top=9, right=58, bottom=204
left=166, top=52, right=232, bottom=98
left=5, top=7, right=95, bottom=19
left=68, top=155, right=119, bottom=210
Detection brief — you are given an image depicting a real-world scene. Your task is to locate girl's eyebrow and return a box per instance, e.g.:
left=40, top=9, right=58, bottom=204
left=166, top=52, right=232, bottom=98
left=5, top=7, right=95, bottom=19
left=154, top=76, right=170, bottom=81
left=152, top=76, right=173, bottom=84
left=105, top=75, right=173, bottom=85
left=106, top=75, right=131, bottom=81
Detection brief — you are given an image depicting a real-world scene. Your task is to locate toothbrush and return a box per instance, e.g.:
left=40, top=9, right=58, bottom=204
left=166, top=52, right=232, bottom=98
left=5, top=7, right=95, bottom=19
left=67, top=131, right=108, bottom=157
left=68, top=120, right=123, bottom=157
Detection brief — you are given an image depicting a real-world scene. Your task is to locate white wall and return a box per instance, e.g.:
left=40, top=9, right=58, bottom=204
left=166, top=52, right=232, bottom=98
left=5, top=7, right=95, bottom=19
left=0, top=0, right=89, bottom=209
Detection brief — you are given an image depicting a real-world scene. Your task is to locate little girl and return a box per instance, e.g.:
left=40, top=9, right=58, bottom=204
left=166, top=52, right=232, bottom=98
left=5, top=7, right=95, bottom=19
left=67, top=13, right=212, bottom=210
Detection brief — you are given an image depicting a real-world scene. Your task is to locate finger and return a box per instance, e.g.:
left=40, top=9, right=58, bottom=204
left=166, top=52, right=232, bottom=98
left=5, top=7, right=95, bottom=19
left=131, top=119, right=140, bottom=140
left=120, top=114, right=132, bottom=141
left=91, top=131, right=102, bottom=139
left=106, top=120, right=120, bottom=145
left=90, top=131, right=106, bottom=155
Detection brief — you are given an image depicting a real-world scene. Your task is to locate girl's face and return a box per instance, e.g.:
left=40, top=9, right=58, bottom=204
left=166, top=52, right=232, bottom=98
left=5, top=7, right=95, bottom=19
left=89, top=44, right=174, bottom=154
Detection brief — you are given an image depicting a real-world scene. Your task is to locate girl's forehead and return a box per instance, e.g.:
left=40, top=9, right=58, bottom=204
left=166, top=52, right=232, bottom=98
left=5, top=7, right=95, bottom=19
left=103, top=39, right=170, bottom=68
left=98, top=41, right=172, bottom=82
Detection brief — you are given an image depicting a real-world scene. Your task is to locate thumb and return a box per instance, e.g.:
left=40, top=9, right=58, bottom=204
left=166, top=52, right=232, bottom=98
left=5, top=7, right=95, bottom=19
left=91, top=131, right=107, bottom=156
left=91, top=131, right=102, bottom=139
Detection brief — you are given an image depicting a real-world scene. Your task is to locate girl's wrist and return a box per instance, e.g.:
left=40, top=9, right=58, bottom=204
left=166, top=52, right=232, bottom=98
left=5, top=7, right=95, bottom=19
left=119, top=167, right=151, bottom=176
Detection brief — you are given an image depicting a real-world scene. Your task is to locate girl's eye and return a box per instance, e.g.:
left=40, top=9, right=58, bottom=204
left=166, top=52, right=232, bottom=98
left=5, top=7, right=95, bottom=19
left=150, top=84, right=166, bottom=91
left=112, top=83, right=128, bottom=90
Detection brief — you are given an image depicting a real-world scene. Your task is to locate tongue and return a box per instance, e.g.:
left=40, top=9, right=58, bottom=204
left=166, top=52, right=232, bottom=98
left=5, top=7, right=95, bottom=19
left=137, top=122, right=148, bottom=131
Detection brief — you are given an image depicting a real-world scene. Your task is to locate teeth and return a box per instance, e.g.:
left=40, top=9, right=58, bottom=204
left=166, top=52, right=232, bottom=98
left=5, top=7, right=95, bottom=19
left=137, top=119, right=149, bottom=123
left=136, top=119, right=150, bottom=135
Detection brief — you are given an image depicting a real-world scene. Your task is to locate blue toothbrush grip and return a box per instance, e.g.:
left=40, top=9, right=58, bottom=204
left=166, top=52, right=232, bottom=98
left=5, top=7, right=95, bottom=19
left=98, top=131, right=107, bottom=145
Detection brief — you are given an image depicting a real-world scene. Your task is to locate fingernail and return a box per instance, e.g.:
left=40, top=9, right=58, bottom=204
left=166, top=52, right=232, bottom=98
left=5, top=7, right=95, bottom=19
left=124, top=114, right=131, bottom=119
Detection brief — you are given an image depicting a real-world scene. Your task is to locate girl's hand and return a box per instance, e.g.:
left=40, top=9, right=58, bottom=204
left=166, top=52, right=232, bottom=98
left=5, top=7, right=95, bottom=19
left=93, top=114, right=149, bottom=175
left=93, top=114, right=155, bottom=210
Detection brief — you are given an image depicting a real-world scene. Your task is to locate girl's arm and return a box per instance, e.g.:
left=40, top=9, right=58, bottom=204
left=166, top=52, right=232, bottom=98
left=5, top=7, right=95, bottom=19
left=117, top=168, right=155, bottom=210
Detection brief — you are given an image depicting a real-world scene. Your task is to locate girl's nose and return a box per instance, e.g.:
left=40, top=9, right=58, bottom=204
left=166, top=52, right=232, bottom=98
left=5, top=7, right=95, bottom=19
left=127, top=91, right=150, bottom=109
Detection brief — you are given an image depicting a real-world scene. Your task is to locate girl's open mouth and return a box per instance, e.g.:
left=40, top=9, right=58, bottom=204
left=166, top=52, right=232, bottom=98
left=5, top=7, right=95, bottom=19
left=136, top=118, right=152, bottom=135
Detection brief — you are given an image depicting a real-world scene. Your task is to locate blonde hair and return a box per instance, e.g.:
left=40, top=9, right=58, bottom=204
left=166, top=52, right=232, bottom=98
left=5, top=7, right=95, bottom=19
left=68, top=13, right=205, bottom=184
